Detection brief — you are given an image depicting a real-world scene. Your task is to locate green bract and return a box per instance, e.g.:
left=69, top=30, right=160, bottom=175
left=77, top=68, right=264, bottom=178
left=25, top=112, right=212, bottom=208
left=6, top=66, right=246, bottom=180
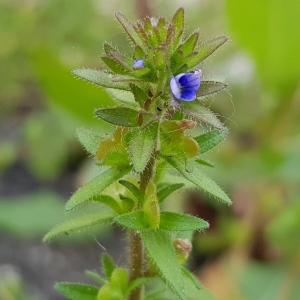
left=46, top=7, right=231, bottom=300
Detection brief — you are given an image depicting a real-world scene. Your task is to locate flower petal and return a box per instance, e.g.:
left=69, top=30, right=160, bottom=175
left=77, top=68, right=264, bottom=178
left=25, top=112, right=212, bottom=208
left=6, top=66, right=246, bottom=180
left=180, top=89, right=197, bottom=101
left=133, top=59, right=145, bottom=69
left=170, top=76, right=182, bottom=99
left=184, top=73, right=200, bottom=91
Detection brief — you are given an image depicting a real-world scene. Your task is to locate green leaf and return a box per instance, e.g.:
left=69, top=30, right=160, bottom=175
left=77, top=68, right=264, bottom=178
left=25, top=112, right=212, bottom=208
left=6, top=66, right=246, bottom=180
left=180, top=103, right=224, bottom=130
left=194, top=129, right=228, bottom=154
left=43, top=212, right=115, bottom=242
left=76, top=127, right=104, bottom=156
left=195, top=159, right=214, bottom=168
left=129, top=83, right=149, bottom=107
left=157, top=183, right=184, bottom=203
left=141, top=230, right=185, bottom=300
left=183, top=36, right=228, bottom=69
left=94, top=107, right=139, bottom=127
left=163, top=155, right=231, bottom=205
left=180, top=30, right=199, bottom=56
left=110, top=268, right=129, bottom=294
left=126, top=277, right=150, bottom=295
left=103, top=42, right=117, bottom=55
left=65, top=167, right=131, bottom=211
left=93, top=195, right=122, bottom=214
left=55, top=283, right=98, bottom=300
left=114, top=211, right=150, bottom=231
left=106, top=88, right=137, bottom=107
left=160, top=212, right=209, bottom=232
left=119, top=180, right=144, bottom=203
left=72, top=68, right=129, bottom=90
left=102, top=253, right=116, bottom=279
left=197, top=81, right=227, bottom=98
left=128, top=122, right=158, bottom=172
left=115, top=12, right=146, bottom=51
left=171, top=7, right=185, bottom=49
left=101, top=56, right=132, bottom=76
left=85, top=270, right=106, bottom=285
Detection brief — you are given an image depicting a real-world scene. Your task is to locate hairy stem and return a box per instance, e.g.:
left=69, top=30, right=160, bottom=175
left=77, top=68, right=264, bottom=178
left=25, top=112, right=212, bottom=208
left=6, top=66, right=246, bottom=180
left=128, top=153, right=156, bottom=300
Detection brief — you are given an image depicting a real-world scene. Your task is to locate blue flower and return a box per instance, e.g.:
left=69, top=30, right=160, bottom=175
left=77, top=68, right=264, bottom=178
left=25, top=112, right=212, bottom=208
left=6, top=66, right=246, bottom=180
left=133, top=59, right=145, bottom=70
left=170, top=72, right=201, bottom=101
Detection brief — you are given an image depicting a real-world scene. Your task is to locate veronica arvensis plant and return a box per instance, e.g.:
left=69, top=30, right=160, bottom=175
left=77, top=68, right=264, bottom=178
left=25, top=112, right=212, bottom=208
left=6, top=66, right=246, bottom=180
left=44, top=8, right=231, bottom=300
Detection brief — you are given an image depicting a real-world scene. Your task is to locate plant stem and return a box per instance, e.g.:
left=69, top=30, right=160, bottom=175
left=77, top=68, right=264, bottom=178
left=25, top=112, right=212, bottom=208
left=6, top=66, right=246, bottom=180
left=128, top=153, right=156, bottom=300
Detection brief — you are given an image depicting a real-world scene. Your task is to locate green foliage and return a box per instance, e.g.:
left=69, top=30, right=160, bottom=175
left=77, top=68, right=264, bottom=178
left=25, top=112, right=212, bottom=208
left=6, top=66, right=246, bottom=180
left=65, top=166, right=132, bottom=211
left=45, top=7, right=230, bottom=300
left=141, top=230, right=185, bottom=300
left=55, top=283, right=98, bottom=300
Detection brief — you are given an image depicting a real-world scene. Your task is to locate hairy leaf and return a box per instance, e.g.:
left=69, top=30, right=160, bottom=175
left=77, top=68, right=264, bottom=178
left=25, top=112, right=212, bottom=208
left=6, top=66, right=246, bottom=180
left=114, top=211, right=150, bottom=231
left=55, top=283, right=98, bottom=300
left=194, top=129, right=228, bottom=154
left=157, top=183, right=184, bottom=203
left=128, top=122, right=158, bottom=172
left=95, top=107, right=139, bottom=127
left=72, top=69, right=129, bottom=90
left=180, top=102, right=224, bottom=130
left=160, top=212, right=209, bottom=231
left=119, top=180, right=144, bottom=203
left=65, top=167, right=131, bottom=211
left=197, top=81, right=227, bottom=98
left=163, top=155, right=231, bottom=205
left=43, top=212, right=115, bottom=242
left=105, top=88, right=137, bottom=107
left=141, top=230, right=185, bottom=300
left=93, top=195, right=122, bottom=214
left=76, top=127, right=104, bottom=156
left=102, top=253, right=116, bottom=279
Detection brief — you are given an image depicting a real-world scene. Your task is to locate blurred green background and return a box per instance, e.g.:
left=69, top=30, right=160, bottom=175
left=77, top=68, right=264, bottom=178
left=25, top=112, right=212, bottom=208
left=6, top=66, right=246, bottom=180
left=0, top=0, right=300, bottom=299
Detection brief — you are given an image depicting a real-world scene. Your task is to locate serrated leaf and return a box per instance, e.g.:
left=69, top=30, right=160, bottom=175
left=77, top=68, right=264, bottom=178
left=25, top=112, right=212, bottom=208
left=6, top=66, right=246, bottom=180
left=141, top=229, right=185, bottom=300
left=115, top=12, right=146, bottom=51
left=180, top=103, right=224, bottom=130
left=197, top=81, right=227, bottom=98
left=76, top=127, right=104, bottom=156
left=55, top=283, right=98, bottom=300
left=95, top=107, right=139, bottom=127
left=163, top=155, right=231, bottom=205
left=43, top=212, right=115, bottom=242
left=160, top=212, right=208, bottom=232
left=157, top=183, right=184, bottom=203
left=194, top=129, right=228, bottom=154
left=102, top=253, right=116, bottom=279
left=65, top=167, right=131, bottom=211
left=128, top=122, right=158, bottom=172
left=72, top=69, right=129, bottom=90
left=119, top=180, right=144, bottom=203
left=101, top=56, right=132, bottom=76
left=114, top=211, right=150, bottom=231
left=182, top=36, right=228, bottom=69
left=103, top=42, right=117, bottom=55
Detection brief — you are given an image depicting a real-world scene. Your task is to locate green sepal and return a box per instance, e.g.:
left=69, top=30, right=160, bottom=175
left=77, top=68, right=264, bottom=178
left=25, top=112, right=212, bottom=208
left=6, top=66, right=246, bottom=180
left=93, top=195, right=122, bottom=214
left=76, top=127, right=104, bottom=156
left=118, top=194, right=136, bottom=212
left=197, top=81, right=227, bottom=98
left=103, top=42, right=118, bottom=55
left=143, top=181, right=160, bottom=228
left=163, top=154, right=231, bottom=205
left=115, top=12, right=146, bottom=51
left=114, top=211, right=150, bottom=231
left=154, top=46, right=168, bottom=70
left=97, top=284, right=123, bottom=300
left=102, top=253, right=116, bottom=279
left=65, top=166, right=132, bottom=211
left=72, top=69, right=129, bottom=90
left=119, top=180, right=144, bottom=203
left=194, top=129, right=228, bottom=154
left=110, top=268, right=129, bottom=294
left=55, top=283, right=98, bottom=300
left=180, top=102, right=224, bottom=130
left=160, top=212, right=209, bottom=232
left=135, top=21, right=150, bottom=47
left=126, top=277, right=150, bottom=295
left=182, top=36, right=228, bottom=69
left=141, top=229, right=185, bottom=300
left=157, top=183, right=184, bottom=203
left=134, top=46, right=145, bottom=60
left=157, top=17, right=167, bottom=40
left=127, top=122, right=158, bottom=172
left=43, top=212, right=115, bottom=242
left=94, top=107, right=139, bottom=127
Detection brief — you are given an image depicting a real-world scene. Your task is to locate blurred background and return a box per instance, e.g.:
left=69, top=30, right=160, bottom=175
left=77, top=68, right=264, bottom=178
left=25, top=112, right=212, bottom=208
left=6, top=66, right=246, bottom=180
left=0, top=0, right=300, bottom=299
